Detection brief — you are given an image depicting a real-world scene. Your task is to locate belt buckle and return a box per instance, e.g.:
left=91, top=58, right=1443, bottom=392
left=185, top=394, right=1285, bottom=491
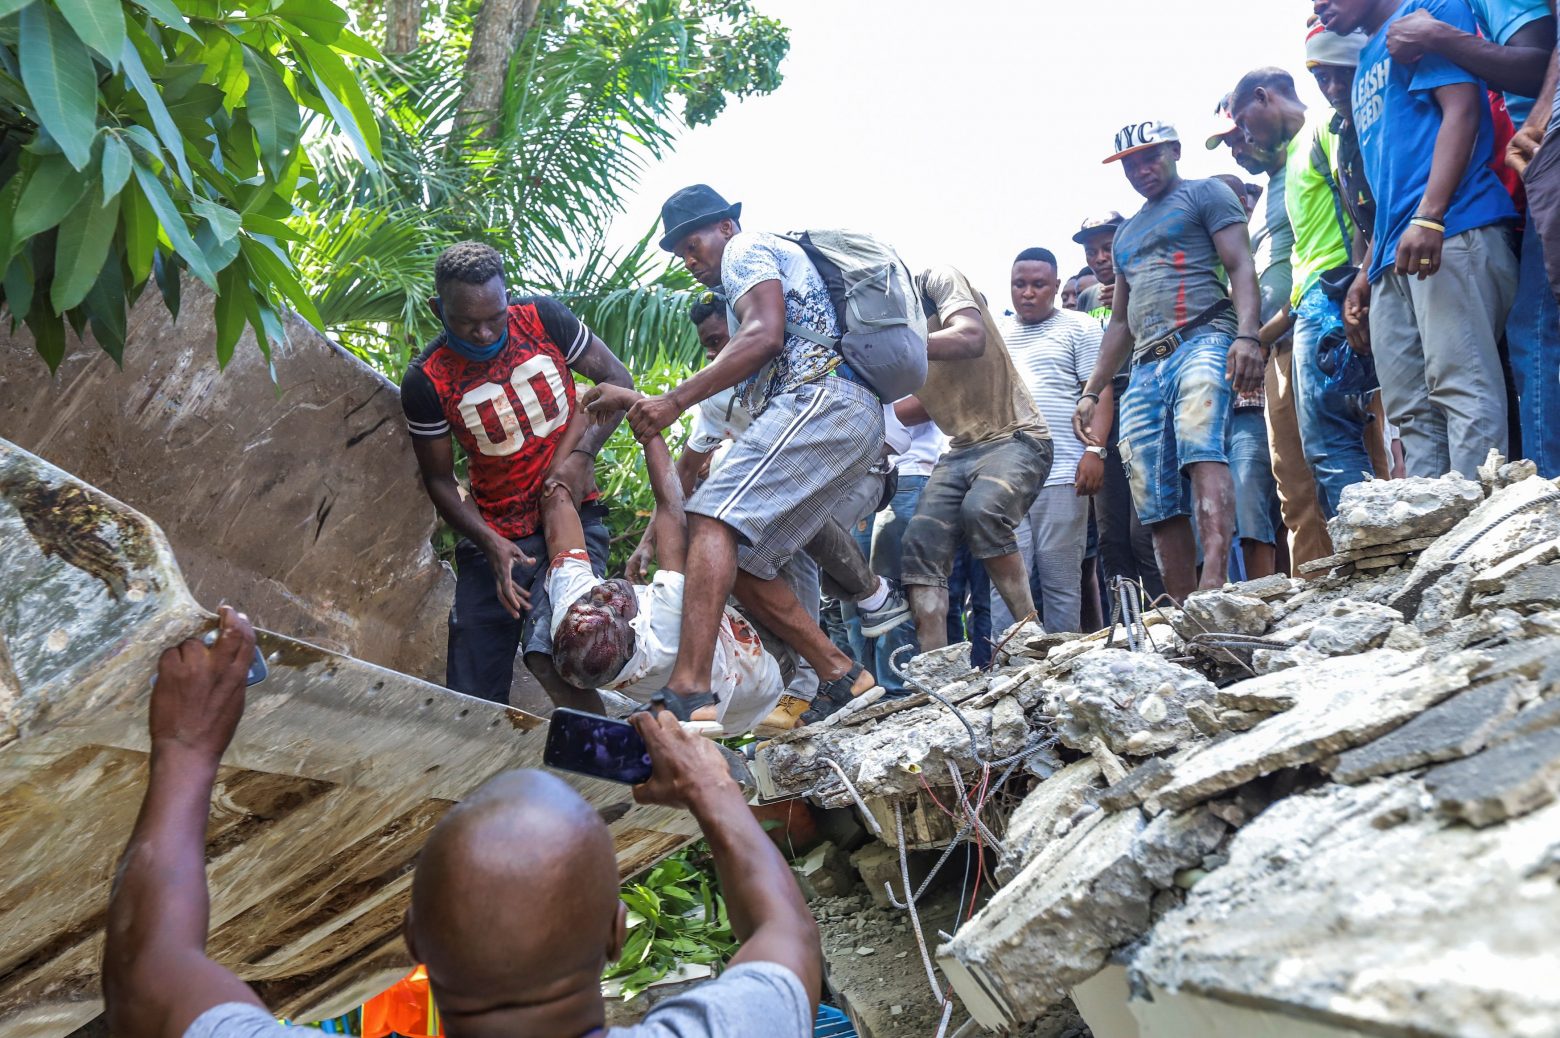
left=1151, top=338, right=1174, bottom=360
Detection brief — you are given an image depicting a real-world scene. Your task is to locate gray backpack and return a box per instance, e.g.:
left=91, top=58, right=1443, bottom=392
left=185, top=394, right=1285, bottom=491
left=780, top=229, right=928, bottom=401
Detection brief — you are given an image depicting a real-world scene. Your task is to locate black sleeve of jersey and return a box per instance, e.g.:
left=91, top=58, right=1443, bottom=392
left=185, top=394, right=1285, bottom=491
left=400, top=363, right=450, bottom=439
left=530, top=296, right=591, bottom=365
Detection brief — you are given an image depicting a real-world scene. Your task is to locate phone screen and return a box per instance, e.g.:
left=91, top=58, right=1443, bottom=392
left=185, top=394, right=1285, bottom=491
left=543, top=708, right=653, bottom=785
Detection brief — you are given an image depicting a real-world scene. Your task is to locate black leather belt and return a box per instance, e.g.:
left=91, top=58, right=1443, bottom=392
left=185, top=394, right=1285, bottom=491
left=1131, top=300, right=1233, bottom=368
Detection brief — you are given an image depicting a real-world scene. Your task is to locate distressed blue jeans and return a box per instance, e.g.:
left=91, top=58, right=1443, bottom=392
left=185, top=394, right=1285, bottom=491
left=1293, top=282, right=1376, bottom=516
left=1508, top=211, right=1560, bottom=478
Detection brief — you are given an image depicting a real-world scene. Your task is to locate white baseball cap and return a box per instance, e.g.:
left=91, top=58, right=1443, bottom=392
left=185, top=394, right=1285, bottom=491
left=1103, top=121, right=1180, bottom=164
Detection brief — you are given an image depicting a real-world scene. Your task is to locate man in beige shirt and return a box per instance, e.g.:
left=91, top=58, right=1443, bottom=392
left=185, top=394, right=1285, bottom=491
left=898, top=265, right=1054, bottom=653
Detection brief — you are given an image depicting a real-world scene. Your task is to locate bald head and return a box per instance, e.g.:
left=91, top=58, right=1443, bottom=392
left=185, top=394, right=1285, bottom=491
left=408, top=770, right=623, bottom=1032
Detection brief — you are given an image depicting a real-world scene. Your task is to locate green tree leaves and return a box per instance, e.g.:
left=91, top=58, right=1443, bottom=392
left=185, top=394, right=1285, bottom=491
left=55, top=0, right=124, bottom=65
left=0, top=0, right=384, bottom=371
left=243, top=46, right=300, bottom=179
left=18, top=2, right=98, bottom=169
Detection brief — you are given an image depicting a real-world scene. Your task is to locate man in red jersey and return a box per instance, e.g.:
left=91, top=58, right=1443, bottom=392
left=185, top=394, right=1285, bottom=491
left=400, top=242, right=633, bottom=708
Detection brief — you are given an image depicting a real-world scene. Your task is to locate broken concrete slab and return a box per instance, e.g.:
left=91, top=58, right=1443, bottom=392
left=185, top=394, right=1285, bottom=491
left=1051, top=649, right=1219, bottom=757
left=1327, top=474, right=1483, bottom=554
left=1097, top=757, right=1177, bottom=815
left=1215, top=647, right=1422, bottom=714
left=938, top=809, right=1146, bottom=1029
left=1425, top=727, right=1560, bottom=827
left=1180, top=590, right=1273, bottom=637
left=0, top=441, right=698, bottom=1037
left=1133, top=776, right=1560, bottom=1038
left=1330, top=678, right=1527, bottom=783
left=940, top=804, right=1225, bottom=1031
left=1489, top=695, right=1560, bottom=746
left=1303, top=599, right=1405, bottom=657
left=1156, top=651, right=1479, bottom=811
left=1395, top=475, right=1560, bottom=620
left=0, top=286, right=454, bottom=689
left=996, top=759, right=1104, bottom=884
left=1478, top=562, right=1560, bottom=613
left=1470, top=536, right=1560, bottom=593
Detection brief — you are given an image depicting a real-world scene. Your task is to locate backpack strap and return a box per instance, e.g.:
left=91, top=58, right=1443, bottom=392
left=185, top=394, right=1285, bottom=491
left=784, top=321, right=840, bottom=349
left=1310, top=130, right=1355, bottom=256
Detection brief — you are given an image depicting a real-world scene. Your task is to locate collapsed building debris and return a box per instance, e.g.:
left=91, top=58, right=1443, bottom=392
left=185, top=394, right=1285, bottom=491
left=0, top=440, right=700, bottom=1038
left=757, top=458, right=1560, bottom=1037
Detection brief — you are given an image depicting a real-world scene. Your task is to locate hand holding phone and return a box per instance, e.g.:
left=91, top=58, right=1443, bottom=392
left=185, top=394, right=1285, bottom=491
left=626, top=709, right=739, bottom=810
left=543, top=708, right=653, bottom=785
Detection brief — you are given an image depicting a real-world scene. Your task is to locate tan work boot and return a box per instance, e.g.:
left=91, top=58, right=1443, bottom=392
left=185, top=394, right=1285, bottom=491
left=755, top=693, right=811, bottom=735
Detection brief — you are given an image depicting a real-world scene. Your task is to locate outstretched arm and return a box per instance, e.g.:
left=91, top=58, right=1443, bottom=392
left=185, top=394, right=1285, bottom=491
left=630, top=711, right=822, bottom=1010
left=103, top=608, right=265, bottom=1038
left=553, top=335, right=636, bottom=505
left=626, top=280, right=786, bottom=439
left=643, top=432, right=687, bottom=574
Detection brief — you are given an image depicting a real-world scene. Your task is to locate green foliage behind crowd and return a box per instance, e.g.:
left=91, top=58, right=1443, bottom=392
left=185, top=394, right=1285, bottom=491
left=0, top=0, right=786, bottom=378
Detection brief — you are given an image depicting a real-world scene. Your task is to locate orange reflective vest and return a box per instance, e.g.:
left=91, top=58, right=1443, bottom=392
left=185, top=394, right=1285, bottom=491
left=361, top=966, right=442, bottom=1038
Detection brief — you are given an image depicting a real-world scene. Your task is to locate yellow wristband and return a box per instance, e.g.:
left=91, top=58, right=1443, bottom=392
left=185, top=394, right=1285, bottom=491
left=1410, top=217, right=1446, bottom=233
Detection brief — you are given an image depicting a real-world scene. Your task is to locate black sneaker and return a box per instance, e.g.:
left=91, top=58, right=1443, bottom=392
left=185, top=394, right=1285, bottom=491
left=858, top=582, right=912, bottom=638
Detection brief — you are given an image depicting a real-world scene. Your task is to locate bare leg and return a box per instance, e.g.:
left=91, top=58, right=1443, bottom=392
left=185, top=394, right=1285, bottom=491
left=1190, top=461, right=1237, bottom=592
left=1240, top=539, right=1276, bottom=580
left=1080, top=558, right=1104, bottom=631
left=982, top=551, right=1035, bottom=629
left=523, top=653, right=605, bottom=714
left=734, top=569, right=869, bottom=688
left=908, top=583, right=950, bottom=651
left=666, top=515, right=741, bottom=696
left=1149, top=515, right=1199, bottom=603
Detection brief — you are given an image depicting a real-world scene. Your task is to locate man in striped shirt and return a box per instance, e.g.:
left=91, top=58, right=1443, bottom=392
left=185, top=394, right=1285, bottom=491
left=996, top=248, right=1104, bottom=634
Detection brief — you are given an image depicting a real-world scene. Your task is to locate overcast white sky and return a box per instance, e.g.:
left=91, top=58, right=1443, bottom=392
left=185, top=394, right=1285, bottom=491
left=604, top=0, right=1330, bottom=310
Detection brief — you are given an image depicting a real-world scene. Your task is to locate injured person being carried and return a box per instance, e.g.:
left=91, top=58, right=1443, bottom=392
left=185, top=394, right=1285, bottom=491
left=540, top=385, right=790, bottom=734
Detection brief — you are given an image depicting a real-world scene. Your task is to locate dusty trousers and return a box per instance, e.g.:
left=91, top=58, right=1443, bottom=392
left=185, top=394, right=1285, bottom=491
left=1368, top=224, right=1518, bottom=479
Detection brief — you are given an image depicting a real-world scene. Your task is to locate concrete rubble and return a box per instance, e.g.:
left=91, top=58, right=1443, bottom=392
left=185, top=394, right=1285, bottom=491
left=756, top=464, right=1560, bottom=1036
left=0, top=440, right=700, bottom=1038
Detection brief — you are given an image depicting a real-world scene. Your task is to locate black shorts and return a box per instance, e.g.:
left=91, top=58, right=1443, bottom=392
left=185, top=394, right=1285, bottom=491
left=445, top=503, right=610, bottom=703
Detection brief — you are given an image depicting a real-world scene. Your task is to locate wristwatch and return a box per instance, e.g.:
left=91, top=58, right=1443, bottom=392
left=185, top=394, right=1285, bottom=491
left=1084, top=446, right=1107, bottom=459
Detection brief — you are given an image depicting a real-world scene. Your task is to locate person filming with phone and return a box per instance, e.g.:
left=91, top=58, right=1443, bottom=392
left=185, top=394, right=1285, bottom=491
left=102, top=608, right=822, bottom=1038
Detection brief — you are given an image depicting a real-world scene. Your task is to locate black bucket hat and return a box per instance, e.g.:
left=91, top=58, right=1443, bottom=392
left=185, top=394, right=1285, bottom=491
left=658, top=184, right=742, bottom=252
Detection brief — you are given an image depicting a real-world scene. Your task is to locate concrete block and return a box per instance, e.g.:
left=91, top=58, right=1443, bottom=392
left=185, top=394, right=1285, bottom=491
left=1426, top=727, right=1560, bottom=827
left=997, top=759, right=1104, bottom=883
left=1157, top=651, right=1479, bottom=812
left=1327, top=475, right=1483, bottom=554
left=1132, top=777, right=1560, bottom=1038
left=1331, top=677, right=1526, bottom=783
left=1053, top=649, right=1220, bottom=757
left=794, top=841, right=856, bottom=901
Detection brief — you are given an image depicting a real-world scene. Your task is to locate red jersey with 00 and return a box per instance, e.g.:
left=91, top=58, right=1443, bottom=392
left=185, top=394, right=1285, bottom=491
left=403, top=301, right=589, bottom=540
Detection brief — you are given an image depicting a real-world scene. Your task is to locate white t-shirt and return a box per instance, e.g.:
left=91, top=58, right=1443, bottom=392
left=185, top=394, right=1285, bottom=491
left=1000, top=309, right=1102, bottom=487
left=548, top=554, right=783, bottom=733
left=890, top=418, right=946, bottom=477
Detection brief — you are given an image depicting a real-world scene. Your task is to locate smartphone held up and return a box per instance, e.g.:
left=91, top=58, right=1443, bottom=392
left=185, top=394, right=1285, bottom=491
left=543, top=707, right=653, bottom=785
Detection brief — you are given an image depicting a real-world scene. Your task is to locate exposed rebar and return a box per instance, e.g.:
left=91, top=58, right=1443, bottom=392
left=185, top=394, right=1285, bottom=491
left=896, top=802, right=946, bottom=1005
left=817, top=756, right=883, bottom=836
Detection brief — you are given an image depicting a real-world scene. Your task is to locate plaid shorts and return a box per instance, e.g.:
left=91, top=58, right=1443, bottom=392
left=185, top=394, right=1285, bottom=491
left=688, top=375, right=883, bottom=580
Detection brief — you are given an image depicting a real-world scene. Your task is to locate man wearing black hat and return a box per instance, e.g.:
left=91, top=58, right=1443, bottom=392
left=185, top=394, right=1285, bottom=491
left=622, top=185, right=884, bottom=721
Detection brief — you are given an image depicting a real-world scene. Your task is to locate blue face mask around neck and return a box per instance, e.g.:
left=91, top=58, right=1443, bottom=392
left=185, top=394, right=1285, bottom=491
left=442, top=317, right=508, bottom=362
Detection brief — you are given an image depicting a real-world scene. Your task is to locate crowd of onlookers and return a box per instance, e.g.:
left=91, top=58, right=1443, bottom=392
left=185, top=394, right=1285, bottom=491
left=106, top=5, right=1560, bottom=1037
left=397, top=3, right=1560, bottom=734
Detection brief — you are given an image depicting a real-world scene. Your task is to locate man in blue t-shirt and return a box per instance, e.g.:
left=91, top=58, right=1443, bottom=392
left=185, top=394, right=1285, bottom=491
left=1320, top=0, right=1521, bottom=480
left=1383, top=0, right=1559, bottom=478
